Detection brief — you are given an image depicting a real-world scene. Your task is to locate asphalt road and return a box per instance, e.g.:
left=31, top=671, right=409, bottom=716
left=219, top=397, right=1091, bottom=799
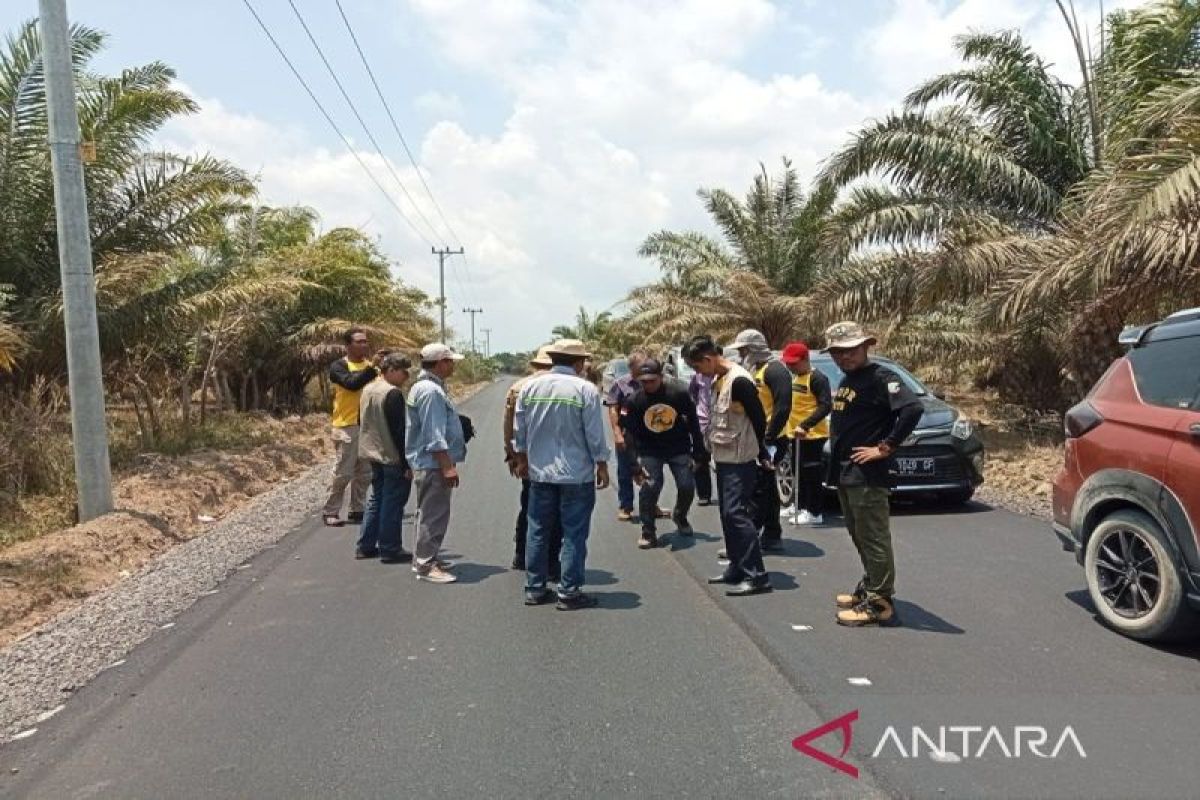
left=3, top=379, right=1198, bottom=799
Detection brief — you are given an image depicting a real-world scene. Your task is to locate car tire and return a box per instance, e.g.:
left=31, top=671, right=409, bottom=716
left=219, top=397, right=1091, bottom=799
left=1083, top=509, right=1198, bottom=642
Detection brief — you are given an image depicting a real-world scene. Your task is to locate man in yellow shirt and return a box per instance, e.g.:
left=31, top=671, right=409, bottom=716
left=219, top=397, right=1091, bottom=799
left=780, top=342, right=832, bottom=526
left=322, top=328, right=378, bottom=527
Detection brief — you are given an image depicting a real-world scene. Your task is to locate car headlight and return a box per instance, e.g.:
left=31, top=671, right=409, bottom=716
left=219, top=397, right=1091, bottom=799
left=951, top=417, right=974, bottom=440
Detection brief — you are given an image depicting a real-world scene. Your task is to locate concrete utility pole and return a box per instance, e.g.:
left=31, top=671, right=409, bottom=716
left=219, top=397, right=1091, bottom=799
left=431, top=246, right=463, bottom=343
left=481, top=328, right=492, bottom=359
left=462, top=307, right=483, bottom=354
left=40, top=0, right=113, bottom=522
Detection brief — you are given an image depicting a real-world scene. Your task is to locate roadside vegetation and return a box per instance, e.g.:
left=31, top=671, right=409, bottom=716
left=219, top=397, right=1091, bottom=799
left=555, top=0, right=1200, bottom=418
left=0, top=20, right=449, bottom=543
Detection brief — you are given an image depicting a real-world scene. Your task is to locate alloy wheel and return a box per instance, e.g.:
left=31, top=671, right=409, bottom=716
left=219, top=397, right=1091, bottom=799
left=1093, top=527, right=1161, bottom=619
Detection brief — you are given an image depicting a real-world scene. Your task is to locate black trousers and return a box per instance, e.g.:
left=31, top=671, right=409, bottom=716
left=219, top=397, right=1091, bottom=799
left=795, top=438, right=827, bottom=514
left=753, top=460, right=783, bottom=542
left=693, top=459, right=713, bottom=502
left=716, top=462, right=768, bottom=585
left=516, top=479, right=562, bottom=570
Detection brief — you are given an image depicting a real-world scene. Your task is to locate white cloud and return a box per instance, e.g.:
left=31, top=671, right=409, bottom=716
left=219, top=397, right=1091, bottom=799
left=414, top=90, right=464, bottom=120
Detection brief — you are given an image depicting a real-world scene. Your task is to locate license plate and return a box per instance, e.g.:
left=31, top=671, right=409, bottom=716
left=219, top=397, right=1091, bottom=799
left=896, top=457, right=936, bottom=476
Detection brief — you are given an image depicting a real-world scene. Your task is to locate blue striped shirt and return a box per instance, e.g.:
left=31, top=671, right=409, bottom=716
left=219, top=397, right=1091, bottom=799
left=514, top=366, right=611, bottom=484
left=405, top=372, right=467, bottom=470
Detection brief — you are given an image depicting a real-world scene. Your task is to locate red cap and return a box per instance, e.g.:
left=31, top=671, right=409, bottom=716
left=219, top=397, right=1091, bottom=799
left=781, top=342, right=810, bottom=364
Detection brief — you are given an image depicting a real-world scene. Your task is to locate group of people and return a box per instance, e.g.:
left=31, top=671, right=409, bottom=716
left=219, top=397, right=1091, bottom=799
left=321, top=319, right=924, bottom=627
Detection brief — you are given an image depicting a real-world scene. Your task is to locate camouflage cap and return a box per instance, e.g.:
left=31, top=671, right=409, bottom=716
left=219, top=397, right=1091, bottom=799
left=821, top=321, right=877, bottom=352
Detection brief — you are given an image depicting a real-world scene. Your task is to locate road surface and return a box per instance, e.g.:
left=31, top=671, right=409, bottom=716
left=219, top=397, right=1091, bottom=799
left=3, top=380, right=1198, bottom=799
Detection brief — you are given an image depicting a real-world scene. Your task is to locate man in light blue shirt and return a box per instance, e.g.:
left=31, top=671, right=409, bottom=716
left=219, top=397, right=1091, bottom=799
left=406, top=343, right=467, bottom=584
left=515, top=339, right=611, bottom=609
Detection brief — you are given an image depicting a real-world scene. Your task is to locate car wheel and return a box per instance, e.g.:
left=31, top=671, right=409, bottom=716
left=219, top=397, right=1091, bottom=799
left=775, top=453, right=794, bottom=507
left=1083, top=509, right=1198, bottom=642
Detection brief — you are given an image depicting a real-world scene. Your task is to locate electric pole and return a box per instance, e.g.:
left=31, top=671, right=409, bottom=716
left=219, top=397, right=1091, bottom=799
left=40, top=0, right=113, bottom=522
left=432, top=246, right=463, bottom=342
left=481, top=328, right=492, bottom=358
left=462, top=307, right=483, bottom=354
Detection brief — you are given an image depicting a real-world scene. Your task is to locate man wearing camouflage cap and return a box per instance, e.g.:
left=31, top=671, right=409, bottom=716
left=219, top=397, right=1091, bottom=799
left=823, top=322, right=923, bottom=627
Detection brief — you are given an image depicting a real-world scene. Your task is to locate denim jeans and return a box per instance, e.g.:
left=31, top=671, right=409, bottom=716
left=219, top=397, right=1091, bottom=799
left=615, top=446, right=636, bottom=512
left=515, top=479, right=563, bottom=572
left=715, top=462, right=768, bottom=586
left=637, top=453, right=695, bottom=534
left=526, top=481, right=596, bottom=597
left=357, top=462, right=412, bottom=557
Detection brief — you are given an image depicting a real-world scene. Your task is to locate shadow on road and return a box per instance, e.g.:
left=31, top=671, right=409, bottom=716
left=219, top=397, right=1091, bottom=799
left=768, top=538, right=825, bottom=559
left=585, top=569, right=620, bottom=586
left=889, top=499, right=995, bottom=517
left=768, top=572, right=800, bottom=592
left=1065, top=590, right=1200, bottom=660
left=666, top=532, right=720, bottom=551
left=893, top=599, right=965, bottom=634
left=450, top=563, right=508, bottom=585
left=593, top=590, right=643, bottom=610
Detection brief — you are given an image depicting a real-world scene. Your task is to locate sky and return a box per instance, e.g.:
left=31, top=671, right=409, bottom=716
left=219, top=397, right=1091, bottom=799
left=3, top=0, right=1145, bottom=353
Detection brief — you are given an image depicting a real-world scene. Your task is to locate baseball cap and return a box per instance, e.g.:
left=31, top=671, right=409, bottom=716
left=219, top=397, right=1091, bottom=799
left=420, top=343, right=465, bottom=362
left=636, top=358, right=664, bottom=376
left=781, top=342, right=810, bottom=364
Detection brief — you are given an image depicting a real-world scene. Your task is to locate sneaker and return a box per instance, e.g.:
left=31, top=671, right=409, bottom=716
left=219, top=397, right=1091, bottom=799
left=837, top=597, right=901, bottom=627
left=637, top=531, right=658, bottom=549
left=791, top=509, right=813, bottom=526
left=697, top=498, right=715, bottom=507
left=779, top=505, right=795, bottom=518
left=836, top=581, right=867, bottom=609
left=323, top=514, right=344, bottom=527
left=414, top=565, right=457, bottom=584
left=808, top=513, right=824, bottom=526
left=617, top=509, right=634, bottom=522
left=556, top=593, right=599, bottom=610
left=524, top=589, right=554, bottom=606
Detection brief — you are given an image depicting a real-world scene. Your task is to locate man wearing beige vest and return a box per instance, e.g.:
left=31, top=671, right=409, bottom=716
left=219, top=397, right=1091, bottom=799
left=682, top=335, right=773, bottom=596
left=355, top=353, right=414, bottom=563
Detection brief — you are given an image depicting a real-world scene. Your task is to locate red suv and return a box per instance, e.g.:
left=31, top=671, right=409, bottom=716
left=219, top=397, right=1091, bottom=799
left=1053, top=308, right=1200, bottom=642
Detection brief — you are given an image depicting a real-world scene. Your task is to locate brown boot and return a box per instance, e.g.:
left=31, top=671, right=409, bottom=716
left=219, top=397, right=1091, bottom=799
left=835, top=581, right=866, bottom=610
left=837, top=597, right=900, bottom=627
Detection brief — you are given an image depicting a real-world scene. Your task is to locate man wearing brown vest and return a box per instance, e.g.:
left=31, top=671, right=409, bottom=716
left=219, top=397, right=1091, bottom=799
left=356, top=353, right=414, bottom=563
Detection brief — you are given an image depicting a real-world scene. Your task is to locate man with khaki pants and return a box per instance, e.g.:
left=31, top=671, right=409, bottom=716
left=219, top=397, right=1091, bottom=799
left=323, top=328, right=377, bottom=527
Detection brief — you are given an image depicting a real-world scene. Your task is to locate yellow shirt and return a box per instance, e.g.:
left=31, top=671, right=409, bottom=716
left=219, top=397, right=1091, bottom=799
left=786, top=372, right=830, bottom=440
left=331, top=358, right=373, bottom=428
left=754, top=363, right=774, bottom=419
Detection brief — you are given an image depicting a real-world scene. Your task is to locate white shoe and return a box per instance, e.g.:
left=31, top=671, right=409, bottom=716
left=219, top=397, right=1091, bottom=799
left=414, top=565, right=457, bottom=584
left=791, top=509, right=812, bottom=526
left=807, top=513, right=824, bottom=526
left=779, top=505, right=795, bottom=518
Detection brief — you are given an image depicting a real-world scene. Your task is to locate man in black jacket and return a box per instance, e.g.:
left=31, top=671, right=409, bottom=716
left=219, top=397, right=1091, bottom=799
left=623, top=359, right=707, bottom=550
left=823, top=322, right=923, bottom=628
left=729, top=329, right=792, bottom=553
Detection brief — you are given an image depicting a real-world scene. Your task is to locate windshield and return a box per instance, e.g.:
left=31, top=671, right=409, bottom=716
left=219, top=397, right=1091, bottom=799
left=812, top=356, right=928, bottom=396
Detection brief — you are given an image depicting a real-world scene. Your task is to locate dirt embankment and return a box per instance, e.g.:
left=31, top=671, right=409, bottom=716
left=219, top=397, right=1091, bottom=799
left=0, top=380, right=494, bottom=648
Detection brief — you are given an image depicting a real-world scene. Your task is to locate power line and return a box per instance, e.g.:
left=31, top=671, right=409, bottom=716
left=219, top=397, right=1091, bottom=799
left=284, top=0, right=444, bottom=247
left=333, top=0, right=461, bottom=247
left=331, top=0, right=486, bottom=310
left=240, top=0, right=435, bottom=248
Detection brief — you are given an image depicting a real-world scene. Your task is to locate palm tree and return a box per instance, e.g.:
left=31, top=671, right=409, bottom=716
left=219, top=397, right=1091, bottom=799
left=0, top=286, right=23, bottom=372
left=814, top=1, right=1200, bottom=408
left=0, top=20, right=254, bottom=379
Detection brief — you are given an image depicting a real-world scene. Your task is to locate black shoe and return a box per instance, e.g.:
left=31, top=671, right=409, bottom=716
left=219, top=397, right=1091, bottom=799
left=707, top=573, right=737, bottom=585
left=549, top=569, right=562, bottom=583
left=672, top=515, right=693, bottom=536
left=760, top=538, right=784, bottom=554
left=510, top=555, right=524, bottom=570
left=524, top=589, right=554, bottom=606
left=347, top=511, right=365, bottom=524
left=726, top=581, right=773, bottom=597
left=380, top=550, right=413, bottom=564
left=697, top=498, right=714, bottom=507
left=355, top=548, right=379, bottom=559
left=556, top=593, right=599, bottom=610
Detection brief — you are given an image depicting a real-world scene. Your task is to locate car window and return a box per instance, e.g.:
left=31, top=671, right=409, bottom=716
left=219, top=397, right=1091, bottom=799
left=1128, top=337, right=1200, bottom=409
left=609, top=359, right=629, bottom=377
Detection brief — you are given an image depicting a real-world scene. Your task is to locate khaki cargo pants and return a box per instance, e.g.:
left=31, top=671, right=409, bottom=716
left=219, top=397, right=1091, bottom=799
left=323, top=425, right=371, bottom=516
left=837, top=486, right=895, bottom=600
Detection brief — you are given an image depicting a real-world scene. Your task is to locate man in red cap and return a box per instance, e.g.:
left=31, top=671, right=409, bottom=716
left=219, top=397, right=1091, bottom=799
left=780, top=342, right=833, bottom=525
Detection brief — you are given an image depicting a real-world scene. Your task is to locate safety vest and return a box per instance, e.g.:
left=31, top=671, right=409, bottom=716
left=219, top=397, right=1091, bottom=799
left=754, top=362, right=775, bottom=420
left=786, top=372, right=830, bottom=440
